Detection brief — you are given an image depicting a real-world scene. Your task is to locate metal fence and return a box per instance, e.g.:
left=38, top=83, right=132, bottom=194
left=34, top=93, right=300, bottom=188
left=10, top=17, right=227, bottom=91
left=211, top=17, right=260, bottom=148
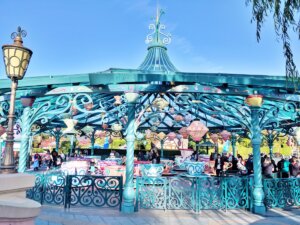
left=26, top=172, right=123, bottom=210
left=135, top=176, right=250, bottom=212
left=263, top=178, right=300, bottom=208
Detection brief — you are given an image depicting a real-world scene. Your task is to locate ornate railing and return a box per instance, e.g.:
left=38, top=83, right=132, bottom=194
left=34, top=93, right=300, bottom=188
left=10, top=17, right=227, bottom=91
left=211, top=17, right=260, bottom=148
left=26, top=173, right=123, bottom=210
left=135, top=176, right=249, bottom=212
left=263, top=178, right=300, bottom=208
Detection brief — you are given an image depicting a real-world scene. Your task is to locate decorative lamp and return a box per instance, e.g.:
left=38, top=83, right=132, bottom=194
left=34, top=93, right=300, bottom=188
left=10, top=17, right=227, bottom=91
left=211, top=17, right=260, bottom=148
left=167, top=132, right=177, bottom=141
left=157, top=132, right=166, bottom=140
left=179, top=127, right=189, bottom=139
left=63, top=119, right=78, bottom=135
left=114, top=95, right=122, bottom=105
left=20, top=96, right=35, bottom=107
left=210, top=133, right=219, bottom=144
left=0, top=125, right=6, bottom=136
left=245, top=94, right=263, bottom=107
left=187, top=121, right=209, bottom=142
left=2, top=27, right=33, bottom=80
left=81, top=125, right=94, bottom=135
left=220, top=130, right=231, bottom=141
left=152, top=97, right=169, bottom=111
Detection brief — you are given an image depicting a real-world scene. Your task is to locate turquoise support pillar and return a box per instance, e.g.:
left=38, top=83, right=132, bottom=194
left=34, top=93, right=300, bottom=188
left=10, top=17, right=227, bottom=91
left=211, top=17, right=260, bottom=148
left=91, top=131, right=95, bottom=156
left=18, top=106, right=31, bottom=173
left=122, top=92, right=139, bottom=213
left=250, top=106, right=266, bottom=214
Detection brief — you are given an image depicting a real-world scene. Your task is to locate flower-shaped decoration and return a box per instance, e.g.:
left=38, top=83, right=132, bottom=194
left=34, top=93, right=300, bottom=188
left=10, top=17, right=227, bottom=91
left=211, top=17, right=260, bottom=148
left=63, top=119, right=78, bottom=135
left=95, top=130, right=107, bottom=138
left=81, top=126, right=94, bottom=135
left=187, top=121, right=209, bottom=142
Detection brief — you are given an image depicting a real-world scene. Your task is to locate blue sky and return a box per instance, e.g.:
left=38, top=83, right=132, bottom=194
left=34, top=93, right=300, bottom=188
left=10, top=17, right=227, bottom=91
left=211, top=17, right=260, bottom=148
left=0, top=0, right=299, bottom=77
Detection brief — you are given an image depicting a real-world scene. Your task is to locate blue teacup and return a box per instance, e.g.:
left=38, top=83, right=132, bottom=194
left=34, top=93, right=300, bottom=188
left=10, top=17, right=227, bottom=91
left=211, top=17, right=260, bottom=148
left=185, top=162, right=206, bottom=176
left=141, top=164, right=164, bottom=177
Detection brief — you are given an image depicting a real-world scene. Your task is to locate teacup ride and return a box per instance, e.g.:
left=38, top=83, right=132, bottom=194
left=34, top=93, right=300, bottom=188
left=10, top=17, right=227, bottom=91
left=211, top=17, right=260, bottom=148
left=183, top=161, right=208, bottom=177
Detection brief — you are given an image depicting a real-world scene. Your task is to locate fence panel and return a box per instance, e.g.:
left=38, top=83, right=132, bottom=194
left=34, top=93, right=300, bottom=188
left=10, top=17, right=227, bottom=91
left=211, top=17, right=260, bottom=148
left=263, top=178, right=300, bottom=208
left=27, top=173, right=123, bottom=210
left=66, top=175, right=123, bottom=209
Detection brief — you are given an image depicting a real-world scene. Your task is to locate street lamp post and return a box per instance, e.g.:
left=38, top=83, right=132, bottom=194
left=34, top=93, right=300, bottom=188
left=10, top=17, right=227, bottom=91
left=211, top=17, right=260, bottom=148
left=246, top=94, right=266, bottom=214
left=1, top=27, right=32, bottom=173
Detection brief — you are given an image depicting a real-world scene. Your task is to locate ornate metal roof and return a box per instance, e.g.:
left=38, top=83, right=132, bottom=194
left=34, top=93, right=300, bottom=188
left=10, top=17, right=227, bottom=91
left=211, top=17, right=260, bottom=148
left=138, top=9, right=178, bottom=73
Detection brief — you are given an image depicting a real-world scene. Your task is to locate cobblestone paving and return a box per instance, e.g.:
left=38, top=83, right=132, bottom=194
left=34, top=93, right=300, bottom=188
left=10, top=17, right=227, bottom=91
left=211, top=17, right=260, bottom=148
left=36, top=205, right=300, bottom=225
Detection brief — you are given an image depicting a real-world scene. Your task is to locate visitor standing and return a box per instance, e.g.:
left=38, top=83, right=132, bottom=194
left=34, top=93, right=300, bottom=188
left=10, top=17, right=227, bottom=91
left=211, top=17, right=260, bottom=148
left=262, top=157, right=274, bottom=178
left=214, top=154, right=224, bottom=176
left=51, top=149, right=58, bottom=168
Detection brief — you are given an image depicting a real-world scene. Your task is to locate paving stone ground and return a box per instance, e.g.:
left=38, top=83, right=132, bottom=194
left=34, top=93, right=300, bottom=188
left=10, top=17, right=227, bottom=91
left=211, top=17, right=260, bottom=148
left=36, top=205, right=300, bottom=225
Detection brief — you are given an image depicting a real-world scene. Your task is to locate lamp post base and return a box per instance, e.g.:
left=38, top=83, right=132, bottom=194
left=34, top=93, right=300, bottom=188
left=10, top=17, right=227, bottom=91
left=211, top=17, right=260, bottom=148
left=0, top=165, right=17, bottom=174
left=121, top=201, right=135, bottom=213
left=252, top=205, right=266, bottom=215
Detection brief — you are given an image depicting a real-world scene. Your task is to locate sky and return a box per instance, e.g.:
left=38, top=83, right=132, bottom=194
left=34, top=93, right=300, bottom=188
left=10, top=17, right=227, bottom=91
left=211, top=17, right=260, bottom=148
left=0, top=0, right=299, bottom=78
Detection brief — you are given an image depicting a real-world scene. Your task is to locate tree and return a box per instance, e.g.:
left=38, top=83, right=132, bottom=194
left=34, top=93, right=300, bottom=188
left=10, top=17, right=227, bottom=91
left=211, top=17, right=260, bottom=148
left=247, top=0, right=300, bottom=89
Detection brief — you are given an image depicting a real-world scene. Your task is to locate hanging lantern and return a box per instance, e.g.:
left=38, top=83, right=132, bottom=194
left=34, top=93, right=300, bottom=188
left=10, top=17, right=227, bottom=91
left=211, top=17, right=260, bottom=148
left=84, top=102, right=93, bottom=111
left=220, top=130, right=231, bottom=141
left=152, top=97, right=169, bottom=111
left=102, top=123, right=108, bottom=129
left=81, top=125, right=94, bottom=135
left=63, top=119, right=78, bottom=135
left=179, top=127, right=189, bottom=139
left=210, top=133, right=219, bottom=144
left=114, top=95, right=122, bottom=105
left=184, top=114, right=193, bottom=125
left=111, top=123, right=122, bottom=132
left=157, top=132, right=166, bottom=141
left=0, top=125, right=6, bottom=136
left=145, top=129, right=152, bottom=139
left=187, top=121, right=209, bottom=142
left=167, top=132, right=177, bottom=141
left=174, top=115, right=184, bottom=122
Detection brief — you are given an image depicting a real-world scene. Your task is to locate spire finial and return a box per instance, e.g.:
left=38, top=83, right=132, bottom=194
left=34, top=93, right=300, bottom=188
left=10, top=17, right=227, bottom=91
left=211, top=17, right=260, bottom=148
left=145, top=8, right=171, bottom=46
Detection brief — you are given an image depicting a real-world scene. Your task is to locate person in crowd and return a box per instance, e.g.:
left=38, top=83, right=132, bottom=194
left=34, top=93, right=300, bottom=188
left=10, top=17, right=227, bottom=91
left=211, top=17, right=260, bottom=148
left=277, top=156, right=285, bottom=178
left=281, top=157, right=290, bottom=178
left=246, top=154, right=254, bottom=174
left=137, top=151, right=145, bottom=161
left=290, top=159, right=300, bottom=177
left=228, top=154, right=238, bottom=171
left=150, top=147, right=160, bottom=164
left=237, top=155, right=248, bottom=175
left=60, top=152, right=65, bottom=162
left=262, top=157, right=274, bottom=178
left=33, top=153, right=39, bottom=171
left=214, top=154, right=224, bottom=177
left=51, top=149, right=58, bottom=168
left=45, top=150, right=51, bottom=170
left=121, top=156, right=126, bottom=165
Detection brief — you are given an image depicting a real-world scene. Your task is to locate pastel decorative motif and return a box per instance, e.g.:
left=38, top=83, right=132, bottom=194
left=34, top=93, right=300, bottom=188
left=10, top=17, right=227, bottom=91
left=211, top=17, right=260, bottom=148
left=141, top=164, right=164, bottom=177
left=185, top=162, right=206, bottom=176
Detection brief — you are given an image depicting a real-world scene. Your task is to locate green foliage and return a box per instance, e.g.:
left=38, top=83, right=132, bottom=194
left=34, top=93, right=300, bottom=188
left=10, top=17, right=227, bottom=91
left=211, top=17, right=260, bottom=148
left=247, top=0, right=300, bottom=87
left=32, top=148, right=44, bottom=153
